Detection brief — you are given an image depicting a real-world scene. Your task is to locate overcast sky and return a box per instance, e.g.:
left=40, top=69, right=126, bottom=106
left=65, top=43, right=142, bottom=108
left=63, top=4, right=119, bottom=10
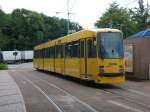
left=0, top=0, right=149, bottom=28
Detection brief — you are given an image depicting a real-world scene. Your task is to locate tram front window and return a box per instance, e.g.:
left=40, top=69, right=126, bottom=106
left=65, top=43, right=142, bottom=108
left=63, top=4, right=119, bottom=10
left=98, top=32, right=124, bottom=58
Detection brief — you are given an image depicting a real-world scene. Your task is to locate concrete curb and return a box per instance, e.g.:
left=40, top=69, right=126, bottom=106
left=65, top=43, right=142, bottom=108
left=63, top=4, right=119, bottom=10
left=0, top=70, right=26, bottom=112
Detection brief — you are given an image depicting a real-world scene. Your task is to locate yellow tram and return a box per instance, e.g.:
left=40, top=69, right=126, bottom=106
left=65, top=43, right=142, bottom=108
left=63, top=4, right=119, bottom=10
left=34, top=28, right=125, bottom=84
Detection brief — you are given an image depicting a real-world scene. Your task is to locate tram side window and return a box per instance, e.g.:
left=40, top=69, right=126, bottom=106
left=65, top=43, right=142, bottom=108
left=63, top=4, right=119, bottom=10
left=37, top=50, right=39, bottom=58
left=40, top=49, right=44, bottom=58
left=38, top=50, right=41, bottom=58
left=65, top=41, right=79, bottom=58
left=55, top=46, right=58, bottom=58
left=48, top=47, right=51, bottom=58
left=65, top=43, right=70, bottom=58
left=60, top=45, right=63, bottom=58
left=44, top=48, right=46, bottom=58
left=71, top=41, right=79, bottom=58
left=34, top=50, right=36, bottom=58
left=35, top=50, right=38, bottom=58
left=35, top=50, right=37, bottom=58
left=48, top=47, right=52, bottom=58
left=87, top=39, right=97, bottom=58
left=43, top=49, right=46, bottom=58
left=47, top=48, right=50, bottom=58
left=45, top=48, right=48, bottom=58
left=43, top=49, right=44, bottom=58
left=40, top=49, right=42, bottom=58
left=39, top=50, right=40, bottom=58
left=40, top=50, right=42, bottom=58
left=47, top=47, right=50, bottom=58
left=55, top=45, right=63, bottom=58
left=43, top=49, right=45, bottom=58
left=58, top=45, right=61, bottom=58
left=51, top=46, right=54, bottom=58
left=80, top=41, right=84, bottom=58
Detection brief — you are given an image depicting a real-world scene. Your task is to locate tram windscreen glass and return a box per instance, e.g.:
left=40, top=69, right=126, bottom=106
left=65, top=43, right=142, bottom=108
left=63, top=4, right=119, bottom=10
left=98, top=32, right=124, bottom=58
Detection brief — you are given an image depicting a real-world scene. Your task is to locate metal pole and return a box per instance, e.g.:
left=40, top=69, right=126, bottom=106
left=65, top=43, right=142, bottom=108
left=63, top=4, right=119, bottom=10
left=67, top=0, right=69, bottom=35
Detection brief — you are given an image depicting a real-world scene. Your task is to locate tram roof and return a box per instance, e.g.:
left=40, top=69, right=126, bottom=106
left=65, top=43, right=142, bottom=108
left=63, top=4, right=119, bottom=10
left=34, top=28, right=121, bottom=50
left=84, top=28, right=121, bottom=32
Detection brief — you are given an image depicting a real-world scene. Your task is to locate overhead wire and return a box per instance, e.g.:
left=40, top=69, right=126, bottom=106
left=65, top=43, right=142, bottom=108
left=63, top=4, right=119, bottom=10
left=121, top=0, right=138, bottom=7
left=70, top=0, right=77, bottom=10
left=55, top=0, right=69, bottom=14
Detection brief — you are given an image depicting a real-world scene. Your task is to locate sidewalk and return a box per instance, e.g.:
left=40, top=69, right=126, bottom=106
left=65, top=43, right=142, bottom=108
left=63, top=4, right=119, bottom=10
left=0, top=70, right=26, bottom=112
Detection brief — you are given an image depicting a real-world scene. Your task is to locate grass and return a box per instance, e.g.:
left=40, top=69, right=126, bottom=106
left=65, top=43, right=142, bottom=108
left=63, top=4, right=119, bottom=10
left=0, top=63, right=8, bottom=70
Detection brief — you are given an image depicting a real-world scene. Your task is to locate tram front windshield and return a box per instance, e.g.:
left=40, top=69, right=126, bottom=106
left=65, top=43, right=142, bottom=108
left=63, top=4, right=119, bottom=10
left=98, top=32, right=124, bottom=59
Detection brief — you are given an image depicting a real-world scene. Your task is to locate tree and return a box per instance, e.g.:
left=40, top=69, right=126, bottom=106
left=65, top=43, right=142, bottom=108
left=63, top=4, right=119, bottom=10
left=95, top=2, right=137, bottom=38
left=131, top=0, right=150, bottom=30
left=0, top=9, right=13, bottom=50
left=0, top=8, right=83, bottom=50
left=42, top=15, right=82, bottom=40
left=0, top=9, right=6, bottom=28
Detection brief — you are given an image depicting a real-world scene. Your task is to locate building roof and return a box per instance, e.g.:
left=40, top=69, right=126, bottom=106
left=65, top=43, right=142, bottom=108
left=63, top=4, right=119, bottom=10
left=127, top=29, right=150, bottom=40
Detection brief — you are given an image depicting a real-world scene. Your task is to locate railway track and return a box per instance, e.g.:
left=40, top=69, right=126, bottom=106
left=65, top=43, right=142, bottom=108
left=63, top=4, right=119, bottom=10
left=23, top=77, right=64, bottom=112
left=9, top=69, right=150, bottom=112
left=101, top=87, right=150, bottom=110
left=18, top=70, right=99, bottom=112
left=29, top=70, right=150, bottom=112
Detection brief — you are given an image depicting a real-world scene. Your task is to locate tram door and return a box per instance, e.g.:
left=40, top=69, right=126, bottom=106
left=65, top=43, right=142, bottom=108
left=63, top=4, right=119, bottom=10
left=80, top=39, right=87, bottom=79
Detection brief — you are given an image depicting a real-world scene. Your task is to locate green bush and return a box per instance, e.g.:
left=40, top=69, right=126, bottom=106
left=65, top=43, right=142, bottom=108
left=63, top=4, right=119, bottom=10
left=0, top=63, right=8, bottom=70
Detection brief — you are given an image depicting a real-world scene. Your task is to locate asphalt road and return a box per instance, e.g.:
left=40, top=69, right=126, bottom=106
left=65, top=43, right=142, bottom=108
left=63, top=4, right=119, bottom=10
left=8, top=63, right=150, bottom=112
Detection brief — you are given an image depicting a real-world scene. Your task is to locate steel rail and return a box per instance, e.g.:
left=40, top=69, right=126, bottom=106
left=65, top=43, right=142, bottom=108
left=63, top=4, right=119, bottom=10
left=25, top=71, right=99, bottom=112
left=23, top=76, right=64, bottom=112
left=101, top=88, right=150, bottom=109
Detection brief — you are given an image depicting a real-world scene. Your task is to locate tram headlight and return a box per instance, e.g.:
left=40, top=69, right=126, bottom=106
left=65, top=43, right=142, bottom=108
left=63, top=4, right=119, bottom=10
left=99, top=66, right=104, bottom=74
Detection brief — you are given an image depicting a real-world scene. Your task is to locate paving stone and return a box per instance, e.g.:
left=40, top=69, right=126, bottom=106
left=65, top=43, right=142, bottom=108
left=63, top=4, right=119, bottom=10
left=0, top=71, right=26, bottom=112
